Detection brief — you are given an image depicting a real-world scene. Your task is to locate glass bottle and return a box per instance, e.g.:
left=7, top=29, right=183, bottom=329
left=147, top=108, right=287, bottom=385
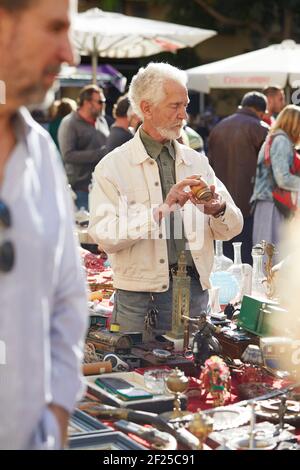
left=212, top=240, right=233, bottom=272
left=227, top=242, right=244, bottom=299
left=251, top=244, right=266, bottom=298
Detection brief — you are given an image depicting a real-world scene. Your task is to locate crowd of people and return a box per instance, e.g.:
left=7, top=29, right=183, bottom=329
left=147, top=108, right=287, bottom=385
left=1, top=0, right=300, bottom=451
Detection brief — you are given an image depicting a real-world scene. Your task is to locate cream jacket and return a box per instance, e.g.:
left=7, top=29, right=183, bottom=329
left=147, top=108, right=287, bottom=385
left=88, top=131, right=243, bottom=291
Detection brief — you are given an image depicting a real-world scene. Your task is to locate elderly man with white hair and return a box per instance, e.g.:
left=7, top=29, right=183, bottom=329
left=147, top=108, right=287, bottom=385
left=88, top=62, right=243, bottom=338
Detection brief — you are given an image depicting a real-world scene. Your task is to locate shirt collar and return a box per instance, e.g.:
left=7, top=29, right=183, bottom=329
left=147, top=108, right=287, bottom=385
left=139, top=127, right=176, bottom=160
left=131, top=128, right=193, bottom=166
left=13, top=107, right=34, bottom=153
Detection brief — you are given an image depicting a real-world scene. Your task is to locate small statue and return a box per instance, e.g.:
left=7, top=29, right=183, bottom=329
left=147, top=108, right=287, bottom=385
left=191, top=312, right=222, bottom=366
left=200, top=355, right=231, bottom=407
left=262, top=241, right=277, bottom=299
left=278, top=395, right=288, bottom=432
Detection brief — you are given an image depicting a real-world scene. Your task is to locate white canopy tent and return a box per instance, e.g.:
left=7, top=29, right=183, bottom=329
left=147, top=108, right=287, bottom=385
left=186, top=40, right=300, bottom=94
left=72, top=8, right=217, bottom=83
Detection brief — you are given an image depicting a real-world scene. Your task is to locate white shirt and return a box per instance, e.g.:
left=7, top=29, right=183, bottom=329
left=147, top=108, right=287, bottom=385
left=0, top=108, right=88, bottom=449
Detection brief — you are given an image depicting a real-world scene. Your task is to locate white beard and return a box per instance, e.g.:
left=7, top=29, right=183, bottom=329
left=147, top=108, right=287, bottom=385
left=156, top=125, right=183, bottom=141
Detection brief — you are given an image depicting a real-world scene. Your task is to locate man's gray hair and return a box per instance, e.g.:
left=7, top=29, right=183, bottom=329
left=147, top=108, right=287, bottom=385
left=128, top=62, right=187, bottom=120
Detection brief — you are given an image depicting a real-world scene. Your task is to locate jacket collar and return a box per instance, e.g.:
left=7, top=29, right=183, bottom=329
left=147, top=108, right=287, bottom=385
left=131, top=129, right=193, bottom=166
left=236, top=107, right=260, bottom=121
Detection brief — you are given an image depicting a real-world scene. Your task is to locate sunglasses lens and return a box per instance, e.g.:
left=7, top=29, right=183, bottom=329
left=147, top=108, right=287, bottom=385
left=0, top=201, right=11, bottom=228
left=0, top=241, right=14, bottom=272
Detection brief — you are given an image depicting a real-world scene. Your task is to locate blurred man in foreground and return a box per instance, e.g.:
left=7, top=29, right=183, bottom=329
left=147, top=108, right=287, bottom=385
left=0, top=0, right=87, bottom=449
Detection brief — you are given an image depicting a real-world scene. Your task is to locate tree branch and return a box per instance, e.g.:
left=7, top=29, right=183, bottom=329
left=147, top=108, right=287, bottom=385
left=194, top=0, right=276, bottom=42
left=194, top=0, right=245, bottom=27
left=282, top=8, right=293, bottom=39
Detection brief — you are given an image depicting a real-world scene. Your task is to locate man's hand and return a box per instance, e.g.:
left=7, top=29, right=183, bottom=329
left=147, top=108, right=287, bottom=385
left=165, top=177, right=204, bottom=208
left=189, top=184, right=226, bottom=217
left=153, top=177, right=202, bottom=223
left=48, top=403, right=70, bottom=448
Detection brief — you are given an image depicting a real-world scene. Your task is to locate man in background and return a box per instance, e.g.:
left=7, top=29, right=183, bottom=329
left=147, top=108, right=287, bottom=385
left=208, top=91, right=269, bottom=264
left=59, top=84, right=110, bottom=210
left=104, top=94, right=134, bottom=154
left=263, top=86, right=286, bottom=126
left=0, top=0, right=87, bottom=449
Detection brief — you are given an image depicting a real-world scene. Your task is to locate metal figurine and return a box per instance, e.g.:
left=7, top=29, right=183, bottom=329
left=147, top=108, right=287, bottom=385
left=191, top=312, right=221, bottom=367
left=278, top=395, right=288, bottom=432
left=168, top=251, right=191, bottom=340
left=262, top=241, right=277, bottom=299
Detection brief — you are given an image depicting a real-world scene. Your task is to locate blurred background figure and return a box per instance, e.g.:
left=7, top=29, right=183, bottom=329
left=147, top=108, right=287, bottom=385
left=180, top=117, right=204, bottom=153
left=208, top=91, right=269, bottom=264
left=251, top=105, right=300, bottom=261
left=263, top=86, right=286, bottom=126
left=127, top=105, right=142, bottom=134
left=49, top=97, right=76, bottom=151
left=58, top=85, right=110, bottom=210
left=104, top=94, right=134, bottom=154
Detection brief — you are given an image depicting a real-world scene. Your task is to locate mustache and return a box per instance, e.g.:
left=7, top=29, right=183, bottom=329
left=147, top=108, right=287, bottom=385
left=44, top=65, right=61, bottom=75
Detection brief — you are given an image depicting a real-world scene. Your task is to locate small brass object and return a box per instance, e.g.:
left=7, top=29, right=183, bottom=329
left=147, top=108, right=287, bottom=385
left=165, top=367, right=189, bottom=418
left=191, top=180, right=213, bottom=202
left=188, top=411, right=213, bottom=450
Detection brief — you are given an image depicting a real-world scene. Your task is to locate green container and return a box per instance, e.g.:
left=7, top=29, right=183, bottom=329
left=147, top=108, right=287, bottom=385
left=237, top=295, right=277, bottom=336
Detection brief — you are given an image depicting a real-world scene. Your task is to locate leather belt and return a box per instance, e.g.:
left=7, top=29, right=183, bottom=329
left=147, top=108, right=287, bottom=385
left=169, top=264, right=199, bottom=280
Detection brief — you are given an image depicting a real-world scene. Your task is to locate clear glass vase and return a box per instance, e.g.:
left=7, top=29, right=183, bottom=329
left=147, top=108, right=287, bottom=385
left=212, top=240, right=233, bottom=272
left=251, top=244, right=266, bottom=298
left=227, top=242, right=244, bottom=299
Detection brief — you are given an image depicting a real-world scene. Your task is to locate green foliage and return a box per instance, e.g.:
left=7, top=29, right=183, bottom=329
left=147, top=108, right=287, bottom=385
left=100, top=0, right=122, bottom=11
left=153, top=0, right=300, bottom=42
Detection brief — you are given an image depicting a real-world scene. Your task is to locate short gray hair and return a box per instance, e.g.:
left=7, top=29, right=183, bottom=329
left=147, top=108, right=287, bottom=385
left=128, top=62, right=187, bottom=120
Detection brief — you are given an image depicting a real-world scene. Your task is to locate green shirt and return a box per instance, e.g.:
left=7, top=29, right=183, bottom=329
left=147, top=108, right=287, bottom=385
left=139, top=128, right=194, bottom=267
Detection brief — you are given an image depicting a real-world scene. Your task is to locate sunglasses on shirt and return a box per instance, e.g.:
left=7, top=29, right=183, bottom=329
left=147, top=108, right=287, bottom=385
left=0, top=200, right=14, bottom=272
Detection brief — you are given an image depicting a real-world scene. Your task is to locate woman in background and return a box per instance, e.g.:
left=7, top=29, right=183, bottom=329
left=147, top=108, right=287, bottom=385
left=251, top=105, right=300, bottom=259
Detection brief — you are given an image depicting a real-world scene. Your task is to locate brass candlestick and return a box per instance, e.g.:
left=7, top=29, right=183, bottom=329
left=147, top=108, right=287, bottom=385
left=165, top=367, right=189, bottom=418
left=188, top=411, right=213, bottom=450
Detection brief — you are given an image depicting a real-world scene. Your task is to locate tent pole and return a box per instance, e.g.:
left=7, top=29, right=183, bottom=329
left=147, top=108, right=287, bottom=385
left=92, top=36, right=98, bottom=85
left=285, top=84, right=291, bottom=104
left=199, top=92, right=205, bottom=114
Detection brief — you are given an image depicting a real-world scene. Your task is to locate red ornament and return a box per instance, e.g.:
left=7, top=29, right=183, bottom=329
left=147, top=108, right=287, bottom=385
left=200, top=355, right=231, bottom=407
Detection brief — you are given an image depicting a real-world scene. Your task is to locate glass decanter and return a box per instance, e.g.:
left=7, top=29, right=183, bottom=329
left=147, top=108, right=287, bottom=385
left=227, top=242, right=244, bottom=299
left=212, top=240, right=233, bottom=272
left=251, top=244, right=266, bottom=298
